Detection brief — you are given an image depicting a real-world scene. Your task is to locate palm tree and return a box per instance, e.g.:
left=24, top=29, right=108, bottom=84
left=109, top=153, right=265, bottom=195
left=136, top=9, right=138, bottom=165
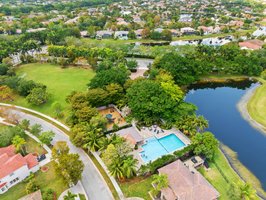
left=122, top=156, right=138, bottom=179
left=109, top=160, right=124, bottom=181
left=239, top=183, right=257, bottom=200
left=83, top=128, right=103, bottom=152
left=12, top=135, right=26, bottom=155
left=64, top=191, right=77, bottom=200
left=151, top=174, right=169, bottom=197
left=196, top=115, right=208, bottom=132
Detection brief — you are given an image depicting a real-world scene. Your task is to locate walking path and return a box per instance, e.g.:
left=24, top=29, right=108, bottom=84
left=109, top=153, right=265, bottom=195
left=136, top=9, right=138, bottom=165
left=58, top=181, right=85, bottom=200
left=0, top=103, right=114, bottom=200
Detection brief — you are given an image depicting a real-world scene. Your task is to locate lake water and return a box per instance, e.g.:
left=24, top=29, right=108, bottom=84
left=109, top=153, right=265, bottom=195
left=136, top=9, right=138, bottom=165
left=186, top=80, right=266, bottom=190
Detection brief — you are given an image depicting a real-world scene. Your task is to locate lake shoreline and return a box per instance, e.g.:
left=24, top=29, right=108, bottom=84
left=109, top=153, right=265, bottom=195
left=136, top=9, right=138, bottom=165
left=237, top=83, right=266, bottom=136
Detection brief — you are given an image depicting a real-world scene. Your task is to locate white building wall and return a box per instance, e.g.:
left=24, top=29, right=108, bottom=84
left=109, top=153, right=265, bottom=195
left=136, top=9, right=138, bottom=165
left=29, top=164, right=40, bottom=173
left=0, top=165, right=30, bottom=194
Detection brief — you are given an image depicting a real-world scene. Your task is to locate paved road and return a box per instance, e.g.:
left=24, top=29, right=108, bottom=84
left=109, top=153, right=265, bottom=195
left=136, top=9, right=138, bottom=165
left=1, top=105, right=114, bottom=200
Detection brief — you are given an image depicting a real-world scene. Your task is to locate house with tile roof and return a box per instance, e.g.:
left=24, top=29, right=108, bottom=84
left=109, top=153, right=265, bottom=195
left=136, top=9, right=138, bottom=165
left=158, top=159, right=220, bottom=200
left=239, top=39, right=265, bottom=50
left=0, top=145, right=39, bottom=194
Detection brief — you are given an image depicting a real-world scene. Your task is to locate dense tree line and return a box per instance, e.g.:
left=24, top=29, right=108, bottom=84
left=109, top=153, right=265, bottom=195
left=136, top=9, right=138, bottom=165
left=0, top=0, right=119, bottom=16
left=0, top=63, right=49, bottom=105
left=48, top=45, right=125, bottom=62
left=153, top=44, right=266, bottom=85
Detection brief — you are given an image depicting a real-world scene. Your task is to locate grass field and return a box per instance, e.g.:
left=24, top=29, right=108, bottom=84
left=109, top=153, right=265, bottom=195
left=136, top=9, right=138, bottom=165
left=25, top=135, right=47, bottom=155
left=199, top=150, right=244, bottom=200
left=247, top=78, right=266, bottom=129
left=1, top=162, right=68, bottom=200
left=119, top=176, right=154, bottom=200
left=13, top=63, right=95, bottom=119
left=221, top=145, right=266, bottom=198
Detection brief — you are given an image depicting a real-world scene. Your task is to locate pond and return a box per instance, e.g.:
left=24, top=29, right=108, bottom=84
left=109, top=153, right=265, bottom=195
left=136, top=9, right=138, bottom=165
left=185, top=80, right=266, bottom=190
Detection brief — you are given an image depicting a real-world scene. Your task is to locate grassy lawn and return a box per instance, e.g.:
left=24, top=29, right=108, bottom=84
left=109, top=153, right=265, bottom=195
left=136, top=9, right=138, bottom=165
left=119, top=176, right=154, bottom=200
left=25, top=135, right=47, bottom=155
left=221, top=145, right=266, bottom=198
left=199, top=74, right=249, bottom=83
left=0, top=162, right=68, bottom=200
left=247, top=78, right=266, bottom=129
left=199, top=150, right=242, bottom=200
left=13, top=63, right=95, bottom=119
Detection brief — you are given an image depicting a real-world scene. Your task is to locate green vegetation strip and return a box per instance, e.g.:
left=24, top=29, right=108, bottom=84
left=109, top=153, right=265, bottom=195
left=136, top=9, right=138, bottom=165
left=87, top=152, right=120, bottom=200
left=247, top=78, right=266, bottom=130
left=221, top=145, right=266, bottom=198
left=119, top=176, right=154, bottom=200
left=199, top=149, right=243, bottom=200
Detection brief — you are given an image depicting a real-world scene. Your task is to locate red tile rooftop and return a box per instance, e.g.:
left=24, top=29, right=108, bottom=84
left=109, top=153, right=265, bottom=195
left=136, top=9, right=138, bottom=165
left=158, top=159, right=219, bottom=200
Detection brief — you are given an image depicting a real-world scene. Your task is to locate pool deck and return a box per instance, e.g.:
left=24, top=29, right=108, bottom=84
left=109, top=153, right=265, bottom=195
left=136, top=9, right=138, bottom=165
left=138, top=125, right=191, bottom=146
left=132, top=125, right=191, bottom=166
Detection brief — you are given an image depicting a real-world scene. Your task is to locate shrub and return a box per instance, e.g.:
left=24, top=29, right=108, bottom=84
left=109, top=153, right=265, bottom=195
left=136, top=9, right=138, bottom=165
left=261, top=70, right=266, bottom=80
left=26, top=180, right=39, bottom=194
left=26, top=87, right=49, bottom=105
left=149, top=154, right=176, bottom=174
left=42, top=189, right=55, bottom=200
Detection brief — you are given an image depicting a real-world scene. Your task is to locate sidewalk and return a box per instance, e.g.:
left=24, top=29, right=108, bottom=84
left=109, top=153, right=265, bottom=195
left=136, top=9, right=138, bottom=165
left=58, top=181, right=86, bottom=200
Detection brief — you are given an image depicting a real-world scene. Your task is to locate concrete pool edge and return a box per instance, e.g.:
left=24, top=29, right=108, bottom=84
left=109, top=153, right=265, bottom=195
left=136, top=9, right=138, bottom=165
left=139, top=133, right=188, bottom=163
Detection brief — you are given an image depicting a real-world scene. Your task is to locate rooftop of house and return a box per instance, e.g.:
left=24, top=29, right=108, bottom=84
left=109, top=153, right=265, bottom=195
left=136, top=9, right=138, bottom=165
left=0, top=145, right=38, bottom=179
left=19, top=190, right=42, bottom=200
left=158, top=159, right=220, bottom=200
left=239, top=39, right=265, bottom=50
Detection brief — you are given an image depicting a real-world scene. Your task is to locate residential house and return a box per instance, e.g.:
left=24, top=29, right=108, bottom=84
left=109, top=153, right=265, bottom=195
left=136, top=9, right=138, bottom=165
left=154, top=28, right=164, bottom=33
left=19, top=190, right=42, bottom=200
left=229, top=20, right=244, bottom=27
left=253, top=26, right=266, bottom=37
left=26, top=28, right=46, bottom=33
left=135, top=29, right=144, bottom=39
left=158, top=160, right=220, bottom=200
left=80, top=31, right=88, bottom=38
left=0, top=146, right=39, bottom=194
left=170, top=29, right=180, bottom=37
left=114, top=31, right=129, bottom=40
left=239, top=39, right=265, bottom=50
left=96, top=30, right=114, bottom=39
left=198, top=26, right=214, bottom=35
left=181, top=27, right=197, bottom=35
left=179, top=14, right=193, bottom=23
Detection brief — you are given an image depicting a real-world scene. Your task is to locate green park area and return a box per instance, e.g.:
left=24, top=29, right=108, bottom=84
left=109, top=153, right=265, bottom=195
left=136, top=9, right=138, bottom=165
left=13, top=63, right=95, bottom=118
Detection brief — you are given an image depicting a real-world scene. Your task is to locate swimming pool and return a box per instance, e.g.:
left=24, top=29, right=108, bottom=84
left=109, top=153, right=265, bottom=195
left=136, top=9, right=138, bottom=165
left=140, top=134, right=186, bottom=163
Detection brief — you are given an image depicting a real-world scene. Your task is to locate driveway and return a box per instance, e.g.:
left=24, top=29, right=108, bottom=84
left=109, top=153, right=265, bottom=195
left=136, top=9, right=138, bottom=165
left=0, top=105, right=114, bottom=200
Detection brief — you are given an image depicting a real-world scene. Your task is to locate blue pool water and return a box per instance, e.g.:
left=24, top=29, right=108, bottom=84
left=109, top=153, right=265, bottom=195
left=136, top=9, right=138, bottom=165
left=140, top=134, right=185, bottom=163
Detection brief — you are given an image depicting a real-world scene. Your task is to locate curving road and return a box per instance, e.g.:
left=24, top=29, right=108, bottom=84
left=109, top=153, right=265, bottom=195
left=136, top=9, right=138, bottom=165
left=0, top=103, right=114, bottom=200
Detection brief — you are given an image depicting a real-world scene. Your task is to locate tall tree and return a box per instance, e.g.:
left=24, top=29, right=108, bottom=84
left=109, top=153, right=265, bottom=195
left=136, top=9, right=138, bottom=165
left=12, top=135, right=26, bottom=155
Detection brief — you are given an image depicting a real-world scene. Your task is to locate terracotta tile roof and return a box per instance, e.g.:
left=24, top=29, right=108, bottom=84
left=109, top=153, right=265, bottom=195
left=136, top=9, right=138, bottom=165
left=0, top=154, right=27, bottom=179
left=239, top=40, right=264, bottom=50
left=122, top=133, right=137, bottom=145
left=0, top=145, right=16, bottom=156
left=0, top=146, right=39, bottom=179
left=25, top=154, right=39, bottom=169
left=19, top=190, right=42, bottom=200
left=158, top=160, right=219, bottom=200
